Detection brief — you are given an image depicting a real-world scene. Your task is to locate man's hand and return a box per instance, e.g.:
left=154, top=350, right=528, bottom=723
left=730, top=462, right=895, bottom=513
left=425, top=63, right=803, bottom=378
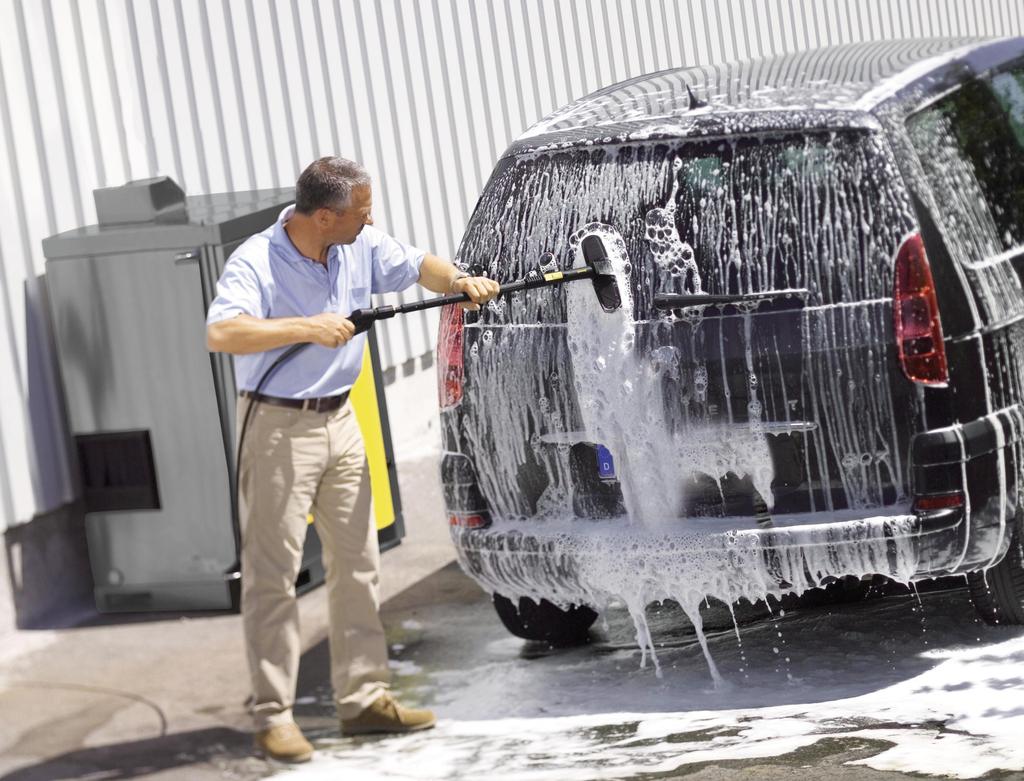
left=306, top=312, right=356, bottom=348
left=451, top=275, right=501, bottom=311
left=418, top=254, right=501, bottom=309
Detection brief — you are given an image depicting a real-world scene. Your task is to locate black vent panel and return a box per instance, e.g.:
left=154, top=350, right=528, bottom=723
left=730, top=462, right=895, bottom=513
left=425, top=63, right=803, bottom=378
left=76, top=430, right=160, bottom=512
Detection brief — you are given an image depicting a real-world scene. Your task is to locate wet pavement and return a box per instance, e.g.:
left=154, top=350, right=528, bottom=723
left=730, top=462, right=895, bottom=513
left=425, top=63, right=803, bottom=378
left=3, top=551, right=1024, bottom=779
left=269, top=567, right=1024, bottom=781
left=0, top=441, right=453, bottom=781
left=3, top=360, right=1024, bottom=780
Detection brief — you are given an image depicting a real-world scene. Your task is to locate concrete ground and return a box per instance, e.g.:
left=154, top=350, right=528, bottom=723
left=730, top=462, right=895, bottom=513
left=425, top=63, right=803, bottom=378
left=6, top=489, right=1024, bottom=781
left=0, top=443, right=452, bottom=780
left=0, top=530, right=955, bottom=781
left=0, top=367, right=454, bottom=780
left=3, top=368, right=1024, bottom=780
left=9, top=547, right=1016, bottom=781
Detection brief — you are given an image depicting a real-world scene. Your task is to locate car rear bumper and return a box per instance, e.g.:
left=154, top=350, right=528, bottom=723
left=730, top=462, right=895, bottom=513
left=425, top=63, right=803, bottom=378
left=447, top=402, right=1023, bottom=605
left=911, top=403, right=1024, bottom=573
left=450, top=507, right=972, bottom=607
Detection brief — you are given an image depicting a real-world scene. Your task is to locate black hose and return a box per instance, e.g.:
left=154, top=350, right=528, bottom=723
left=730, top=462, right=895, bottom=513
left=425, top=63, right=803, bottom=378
left=228, top=342, right=309, bottom=573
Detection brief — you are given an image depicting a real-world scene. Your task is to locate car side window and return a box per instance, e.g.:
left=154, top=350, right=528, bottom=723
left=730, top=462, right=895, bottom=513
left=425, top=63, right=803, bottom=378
left=906, top=62, right=1024, bottom=266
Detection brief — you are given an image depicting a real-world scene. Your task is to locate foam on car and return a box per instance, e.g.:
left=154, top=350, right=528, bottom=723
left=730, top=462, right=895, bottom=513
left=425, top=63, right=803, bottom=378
left=564, top=223, right=776, bottom=525
left=455, top=134, right=921, bottom=520
left=459, top=223, right=915, bottom=677
left=453, top=516, right=919, bottom=680
left=449, top=136, right=938, bottom=673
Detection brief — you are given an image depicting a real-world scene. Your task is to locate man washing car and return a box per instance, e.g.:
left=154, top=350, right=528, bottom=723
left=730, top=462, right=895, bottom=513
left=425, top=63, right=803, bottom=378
left=206, top=156, right=499, bottom=762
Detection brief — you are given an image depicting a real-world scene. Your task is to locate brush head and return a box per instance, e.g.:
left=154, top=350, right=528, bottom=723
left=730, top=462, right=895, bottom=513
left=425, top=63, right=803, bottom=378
left=581, top=235, right=623, bottom=313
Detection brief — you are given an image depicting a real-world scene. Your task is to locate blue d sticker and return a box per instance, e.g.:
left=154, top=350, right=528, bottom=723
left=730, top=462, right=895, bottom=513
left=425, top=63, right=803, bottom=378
left=595, top=444, right=616, bottom=480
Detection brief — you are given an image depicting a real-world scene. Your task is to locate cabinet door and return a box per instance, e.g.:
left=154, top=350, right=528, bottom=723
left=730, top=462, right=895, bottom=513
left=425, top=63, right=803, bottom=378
left=49, top=247, right=235, bottom=586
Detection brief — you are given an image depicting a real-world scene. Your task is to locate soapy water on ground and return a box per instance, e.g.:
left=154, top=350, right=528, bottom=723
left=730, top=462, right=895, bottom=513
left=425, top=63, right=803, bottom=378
left=272, top=585, right=1024, bottom=780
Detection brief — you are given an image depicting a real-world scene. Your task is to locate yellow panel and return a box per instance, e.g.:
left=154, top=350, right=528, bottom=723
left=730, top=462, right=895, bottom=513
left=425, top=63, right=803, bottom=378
left=350, top=344, right=396, bottom=530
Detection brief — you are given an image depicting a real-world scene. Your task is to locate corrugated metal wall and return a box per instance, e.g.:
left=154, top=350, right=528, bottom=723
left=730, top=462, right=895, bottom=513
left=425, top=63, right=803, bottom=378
left=1, top=0, right=1020, bottom=530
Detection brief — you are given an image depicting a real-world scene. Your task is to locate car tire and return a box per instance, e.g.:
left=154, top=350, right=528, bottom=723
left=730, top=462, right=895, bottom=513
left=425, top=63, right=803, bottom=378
left=968, top=527, right=1024, bottom=625
left=492, top=593, right=598, bottom=646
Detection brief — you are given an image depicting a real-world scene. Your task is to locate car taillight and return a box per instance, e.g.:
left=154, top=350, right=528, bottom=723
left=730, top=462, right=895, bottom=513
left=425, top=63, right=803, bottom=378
left=438, top=304, right=464, bottom=409
left=913, top=492, right=964, bottom=512
left=893, top=232, right=948, bottom=387
left=448, top=512, right=491, bottom=528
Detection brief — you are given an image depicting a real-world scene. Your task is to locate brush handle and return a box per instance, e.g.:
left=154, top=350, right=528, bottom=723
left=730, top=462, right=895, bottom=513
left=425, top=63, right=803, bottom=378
left=503, top=266, right=595, bottom=294
left=348, top=267, right=596, bottom=333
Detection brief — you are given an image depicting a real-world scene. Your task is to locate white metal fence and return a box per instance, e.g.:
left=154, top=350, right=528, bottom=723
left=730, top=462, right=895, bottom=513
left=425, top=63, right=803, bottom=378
left=1, top=0, right=1021, bottom=530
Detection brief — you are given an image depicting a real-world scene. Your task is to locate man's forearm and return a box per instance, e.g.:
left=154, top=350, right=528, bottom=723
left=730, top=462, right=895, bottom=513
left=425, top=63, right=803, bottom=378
left=207, top=314, right=312, bottom=355
left=417, top=253, right=464, bottom=294
left=417, top=252, right=501, bottom=310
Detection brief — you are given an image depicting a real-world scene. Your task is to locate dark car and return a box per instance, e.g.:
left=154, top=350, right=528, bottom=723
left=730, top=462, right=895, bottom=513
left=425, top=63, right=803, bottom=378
left=438, top=37, right=1024, bottom=647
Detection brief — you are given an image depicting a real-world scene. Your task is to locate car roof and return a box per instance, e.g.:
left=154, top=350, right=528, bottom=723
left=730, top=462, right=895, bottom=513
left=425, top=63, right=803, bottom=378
left=509, top=37, right=1021, bottom=156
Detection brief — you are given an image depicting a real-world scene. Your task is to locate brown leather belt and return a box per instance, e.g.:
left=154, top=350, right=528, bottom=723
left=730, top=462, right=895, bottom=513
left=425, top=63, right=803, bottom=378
left=240, top=389, right=350, bottom=413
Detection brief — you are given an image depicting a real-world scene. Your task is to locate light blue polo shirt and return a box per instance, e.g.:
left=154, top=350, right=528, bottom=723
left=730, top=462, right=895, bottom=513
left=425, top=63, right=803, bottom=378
left=206, top=205, right=425, bottom=398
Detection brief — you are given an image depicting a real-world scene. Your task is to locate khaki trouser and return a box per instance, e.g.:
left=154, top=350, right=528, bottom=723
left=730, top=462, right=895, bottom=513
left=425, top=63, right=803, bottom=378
left=236, top=396, right=390, bottom=729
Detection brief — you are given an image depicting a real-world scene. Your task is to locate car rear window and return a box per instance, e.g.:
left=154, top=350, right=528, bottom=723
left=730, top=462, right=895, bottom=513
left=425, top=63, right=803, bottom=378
left=652, top=133, right=901, bottom=302
left=461, top=130, right=912, bottom=324
left=905, top=61, right=1024, bottom=265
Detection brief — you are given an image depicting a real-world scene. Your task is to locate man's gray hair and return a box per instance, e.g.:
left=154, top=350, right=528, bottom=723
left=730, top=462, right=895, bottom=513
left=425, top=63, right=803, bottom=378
left=294, top=156, right=371, bottom=214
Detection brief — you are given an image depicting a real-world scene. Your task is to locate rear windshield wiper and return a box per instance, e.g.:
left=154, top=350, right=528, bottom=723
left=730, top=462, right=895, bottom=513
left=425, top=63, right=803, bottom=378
left=653, top=288, right=810, bottom=310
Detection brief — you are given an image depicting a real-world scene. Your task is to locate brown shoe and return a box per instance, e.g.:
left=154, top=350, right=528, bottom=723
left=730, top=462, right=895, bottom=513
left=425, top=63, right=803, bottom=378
left=254, top=723, right=314, bottom=763
left=340, top=692, right=436, bottom=735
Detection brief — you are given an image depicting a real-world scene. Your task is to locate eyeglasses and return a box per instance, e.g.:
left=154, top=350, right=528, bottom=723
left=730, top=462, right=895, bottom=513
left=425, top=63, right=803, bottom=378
left=327, top=205, right=372, bottom=222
